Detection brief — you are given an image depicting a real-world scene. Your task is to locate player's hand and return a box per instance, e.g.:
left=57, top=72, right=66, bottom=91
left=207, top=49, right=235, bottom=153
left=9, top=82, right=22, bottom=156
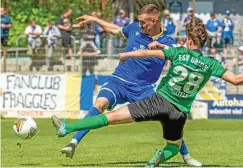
left=119, top=53, right=126, bottom=64
left=76, top=15, right=96, bottom=28
left=148, top=41, right=165, bottom=50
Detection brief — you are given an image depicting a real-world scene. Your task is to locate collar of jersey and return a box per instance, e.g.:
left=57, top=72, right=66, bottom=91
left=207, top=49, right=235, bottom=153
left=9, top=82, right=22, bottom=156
left=152, top=31, right=163, bottom=40
left=151, top=28, right=164, bottom=40
left=191, top=49, right=203, bottom=57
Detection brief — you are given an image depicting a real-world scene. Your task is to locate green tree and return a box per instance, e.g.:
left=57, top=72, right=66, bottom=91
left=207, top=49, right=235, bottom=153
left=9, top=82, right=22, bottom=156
left=1, top=0, right=113, bottom=47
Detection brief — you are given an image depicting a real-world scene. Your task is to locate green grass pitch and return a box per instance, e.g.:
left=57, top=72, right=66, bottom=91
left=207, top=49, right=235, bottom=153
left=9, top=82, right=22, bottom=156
left=1, top=118, right=243, bottom=167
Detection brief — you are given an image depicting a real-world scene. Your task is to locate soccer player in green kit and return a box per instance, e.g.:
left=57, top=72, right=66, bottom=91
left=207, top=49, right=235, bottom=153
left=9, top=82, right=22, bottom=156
left=52, top=18, right=243, bottom=167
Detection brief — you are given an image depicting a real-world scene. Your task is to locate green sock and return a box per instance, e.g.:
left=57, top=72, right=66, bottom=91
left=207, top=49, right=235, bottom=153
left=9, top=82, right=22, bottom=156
left=65, top=114, right=109, bottom=133
left=161, top=144, right=179, bottom=162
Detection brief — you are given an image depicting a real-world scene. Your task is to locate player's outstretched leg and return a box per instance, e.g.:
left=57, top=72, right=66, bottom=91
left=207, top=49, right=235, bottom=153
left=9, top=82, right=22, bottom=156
left=51, top=113, right=109, bottom=137
left=52, top=105, right=134, bottom=138
left=180, top=140, right=202, bottom=167
left=60, top=98, right=108, bottom=158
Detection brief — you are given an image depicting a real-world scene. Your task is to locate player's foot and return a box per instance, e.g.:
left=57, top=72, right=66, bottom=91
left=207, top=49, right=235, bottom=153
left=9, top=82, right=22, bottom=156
left=61, top=143, right=76, bottom=158
left=51, top=115, right=68, bottom=137
left=183, top=156, right=202, bottom=167
left=146, top=149, right=164, bottom=167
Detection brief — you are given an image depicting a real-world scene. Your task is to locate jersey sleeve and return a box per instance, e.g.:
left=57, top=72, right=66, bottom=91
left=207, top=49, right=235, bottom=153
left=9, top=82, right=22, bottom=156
left=164, top=37, right=176, bottom=47
left=25, top=26, right=30, bottom=34
left=211, top=59, right=227, bottom=77
left=121, top=23, right=134, bottom=39
left=162, top=47, right=178, bottom=61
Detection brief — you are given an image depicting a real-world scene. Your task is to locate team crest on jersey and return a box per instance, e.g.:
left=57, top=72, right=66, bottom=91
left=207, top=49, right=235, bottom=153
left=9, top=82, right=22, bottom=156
left=135, top=31, right=139, bottom=36
left=14, top=118, right=26, bottom=132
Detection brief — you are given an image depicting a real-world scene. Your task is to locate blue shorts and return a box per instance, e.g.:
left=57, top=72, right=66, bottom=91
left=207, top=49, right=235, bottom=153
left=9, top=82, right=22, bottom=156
left=97, top=76, right=156, bottom=110
left=222, top=37, right=233, bottom=47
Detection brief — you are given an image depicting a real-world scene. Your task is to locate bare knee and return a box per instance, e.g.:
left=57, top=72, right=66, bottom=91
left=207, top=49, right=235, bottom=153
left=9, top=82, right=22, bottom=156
left=94, top=98, right=109, bottom=112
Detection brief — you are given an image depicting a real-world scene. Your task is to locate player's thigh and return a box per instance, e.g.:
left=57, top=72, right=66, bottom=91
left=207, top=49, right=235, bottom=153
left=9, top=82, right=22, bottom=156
left=97, top=78, right=125, bottom=110
left=161, top=107, right=187, bottom=142
left=106, top=105, right=134, bottom=125
left=127, top=93, right=169, bottom=122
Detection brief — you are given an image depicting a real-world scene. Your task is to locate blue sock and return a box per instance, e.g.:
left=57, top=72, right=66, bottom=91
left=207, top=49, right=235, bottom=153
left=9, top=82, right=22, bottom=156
left=72, top=107, right=101, bottom=144
left=180, top=139, right=189, bottom=156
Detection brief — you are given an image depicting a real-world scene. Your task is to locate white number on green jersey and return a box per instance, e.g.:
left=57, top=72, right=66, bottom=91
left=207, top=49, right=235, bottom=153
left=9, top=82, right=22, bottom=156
left=168, top=65, right=204, bottom=94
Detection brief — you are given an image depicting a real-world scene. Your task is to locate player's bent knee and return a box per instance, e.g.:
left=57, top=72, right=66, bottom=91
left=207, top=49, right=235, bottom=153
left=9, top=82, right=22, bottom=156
left=94, top=98, right=109, bottom=112
left=166, top=138, right=182, bottom=148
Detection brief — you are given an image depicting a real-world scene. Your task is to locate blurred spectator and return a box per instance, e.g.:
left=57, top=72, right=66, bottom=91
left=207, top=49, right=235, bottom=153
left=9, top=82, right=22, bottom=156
left=221, top=10, right=235, bottom=57
left=176, top=37, right=186, bottom=47
left=79, top=34, right=100, bottom=75
left=162, top=10, right=178, bottom=38
left=95, top=12, right=105, bottom=48
left=210, top=47, right=227, bottom=94
left=206, top=12, right=221, bottom=54
left=58, top=9, right=72, bottom=63
left=97, top=12, right=107, bottom=49
left=183, top=7, right=194, bottom=27
left=43, top=20, right=61, bottom=71
left=25, top=19, right=42, bottom=56
left=1, top=8, right=12, bottom=47
left=210, top=48, right=227, bottom=68
left=113, top=9, right=129, bottom=48
left=89, top=11, right=97, bottom=30
left=233, top=46, right=243, bottom=74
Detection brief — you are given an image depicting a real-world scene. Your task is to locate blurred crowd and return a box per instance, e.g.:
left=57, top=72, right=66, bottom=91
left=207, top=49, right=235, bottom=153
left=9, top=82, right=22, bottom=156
left=1, top=7, right=243, bottom=74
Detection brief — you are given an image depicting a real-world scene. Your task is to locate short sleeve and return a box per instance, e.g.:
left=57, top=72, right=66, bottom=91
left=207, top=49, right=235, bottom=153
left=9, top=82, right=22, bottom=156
left=25, top=26, right=30, bottom=34
left=164, top=37, right=176, bottom=47
left=211, top=60, right=227, bottom=77
left=37, top=26, right=42, bottom=33
left=162, top=47, right=178, bottom=61
left=121, top=23, right=134, bottom=39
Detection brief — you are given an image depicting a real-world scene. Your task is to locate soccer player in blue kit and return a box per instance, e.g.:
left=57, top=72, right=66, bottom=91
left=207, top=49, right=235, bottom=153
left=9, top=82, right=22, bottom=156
left=62, top=4, right=201, bottom=166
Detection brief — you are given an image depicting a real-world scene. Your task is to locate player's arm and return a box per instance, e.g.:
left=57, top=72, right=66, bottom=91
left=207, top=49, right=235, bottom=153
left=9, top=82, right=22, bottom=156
left=119, top=50, right=165, bottom=63
left=2, top=23, right=12, bottom=29
left=75, top=15, right=123, bottom=38
left=173, top=18, right=179, bottom=36
left=221, top=70, right=243, bottom=86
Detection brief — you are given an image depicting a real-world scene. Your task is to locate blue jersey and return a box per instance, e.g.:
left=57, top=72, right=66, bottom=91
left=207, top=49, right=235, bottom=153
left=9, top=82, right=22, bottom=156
left=221, top=18, right=233, bottom=39
left=206, top=19, right=221, bottom=32
left=163, top=18, right=176, bottom=35
left=112, top=22, right=175, bottom=85
left=1, top=15, right=12, bottom=37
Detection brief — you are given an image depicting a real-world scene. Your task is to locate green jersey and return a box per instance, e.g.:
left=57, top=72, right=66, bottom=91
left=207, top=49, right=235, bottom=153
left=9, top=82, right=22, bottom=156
left=157, top=47, right=227, bottom=113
